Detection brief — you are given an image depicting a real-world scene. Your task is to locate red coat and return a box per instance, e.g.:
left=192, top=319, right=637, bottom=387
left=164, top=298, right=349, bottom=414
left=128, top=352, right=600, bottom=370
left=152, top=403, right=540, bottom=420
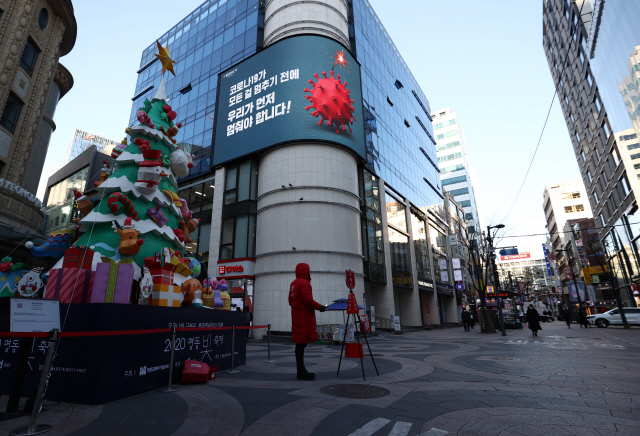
left=289, top=263, right=322, bottom=344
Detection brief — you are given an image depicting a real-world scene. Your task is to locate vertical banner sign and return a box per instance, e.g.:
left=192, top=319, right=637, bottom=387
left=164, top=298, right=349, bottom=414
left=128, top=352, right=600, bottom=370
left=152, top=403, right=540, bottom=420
left=345, top=269, right=355, bottom=290
left=360, top=314, right=371, bottom=332
left=541, top=243, right=552, bottom=276
left=518, top=282, right=524, bottom=293
left=563, top=266, right=573, bottom=281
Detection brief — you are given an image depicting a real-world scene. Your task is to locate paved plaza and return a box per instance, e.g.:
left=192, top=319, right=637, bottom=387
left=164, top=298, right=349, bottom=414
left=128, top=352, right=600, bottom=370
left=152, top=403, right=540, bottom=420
left=2, top=320, right=639, bottom=436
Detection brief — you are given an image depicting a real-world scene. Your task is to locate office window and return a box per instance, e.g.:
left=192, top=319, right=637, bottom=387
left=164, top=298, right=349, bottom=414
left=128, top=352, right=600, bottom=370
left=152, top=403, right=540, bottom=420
left=561, top=192, right=580, bottom=199
left=435, top=130, right=458, bottom=141
left=587, top=170, right=592, bottom=184
left=437, top=152, right=462, bottom=163
left=19, top=39, right=39, bottom=76
left=441, top=175, right=467, bottom=186
left=627, top=143, right=640, bottom=151
left=621, top=176, right=631, bottom=197
left=0, top=93, right=23, bottom=134
left=219, top=214, right=256, bottom=260
left=411, top=211, right=431, bottom=281
left=388, top=227, right=412, bottom=288
left=433, top=119, right=456, bottom=130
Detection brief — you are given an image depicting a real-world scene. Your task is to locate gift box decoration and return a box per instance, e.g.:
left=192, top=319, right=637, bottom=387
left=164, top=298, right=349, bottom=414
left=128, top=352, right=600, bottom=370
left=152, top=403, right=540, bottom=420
left=45, top=268, right=95, bottom=303
left=62, top=246, right=95, bottom=270
left=90, top=257, right=134, bottom=304
left=151, top=284, right=183, bottom=307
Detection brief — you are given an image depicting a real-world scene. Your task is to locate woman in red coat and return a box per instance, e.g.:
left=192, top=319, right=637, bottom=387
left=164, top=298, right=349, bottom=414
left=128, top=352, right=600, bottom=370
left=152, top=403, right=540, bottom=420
left=289, top=263, right=325, bottom=380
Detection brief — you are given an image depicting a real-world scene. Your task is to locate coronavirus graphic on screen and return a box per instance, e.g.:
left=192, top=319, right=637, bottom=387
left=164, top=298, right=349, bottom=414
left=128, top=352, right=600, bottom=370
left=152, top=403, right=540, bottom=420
left=304, top=70, right=356, bottom=134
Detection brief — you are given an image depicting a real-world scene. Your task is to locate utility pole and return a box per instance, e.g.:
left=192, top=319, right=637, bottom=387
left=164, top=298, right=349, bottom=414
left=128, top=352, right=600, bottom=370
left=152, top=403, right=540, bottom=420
left=487, top=225, right=507, bottom=336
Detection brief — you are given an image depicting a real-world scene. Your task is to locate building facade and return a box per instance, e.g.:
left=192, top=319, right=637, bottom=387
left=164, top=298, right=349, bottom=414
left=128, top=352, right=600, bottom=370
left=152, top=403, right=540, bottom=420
left=43, top=144, right=112, bottom=237
left=542, top=178, right=593, bottom=254
left=497, top=251, right=556, bottom=299
left=0, top=0, right=76, bottom=261
left=543, top=0, right=639, bottom=306
left=132, top=0, right=460, bottom=335
left=432, top=107, right=482, bottom=242
left=65, top=128, right=119, bottom=163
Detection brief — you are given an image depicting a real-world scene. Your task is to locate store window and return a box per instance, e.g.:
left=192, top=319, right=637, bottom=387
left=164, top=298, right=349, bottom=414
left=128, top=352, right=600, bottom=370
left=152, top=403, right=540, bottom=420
left=360, top=169, right=385, bottom=283
left=411, top=210, right=431, bottom=281
left=388, top=227, right=412, bottom=288
left=386, top=191, right=407, bottom=231
left=178, top=176, right=214, bottom=259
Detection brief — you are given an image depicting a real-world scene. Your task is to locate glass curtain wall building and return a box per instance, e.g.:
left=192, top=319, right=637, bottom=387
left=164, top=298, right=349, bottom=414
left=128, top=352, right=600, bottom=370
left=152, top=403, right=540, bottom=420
left=542, top=0, right=638, bottom=307
left=129, top=0, right=263, bottom=272
left=65, top=129, right=120, bottom=163
left=129, top=0, right=456, bottom=331
left=431, top=107, right=482, bottom=242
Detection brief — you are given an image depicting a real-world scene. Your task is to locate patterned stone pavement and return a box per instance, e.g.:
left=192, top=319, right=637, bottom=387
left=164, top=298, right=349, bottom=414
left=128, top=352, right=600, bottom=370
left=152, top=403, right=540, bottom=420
left=1, top=320, right=639, bottom=436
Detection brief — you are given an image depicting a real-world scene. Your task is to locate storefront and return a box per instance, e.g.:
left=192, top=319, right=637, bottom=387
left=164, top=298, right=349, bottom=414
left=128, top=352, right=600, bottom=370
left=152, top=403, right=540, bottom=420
left=216, top=258, right=255, bottom=312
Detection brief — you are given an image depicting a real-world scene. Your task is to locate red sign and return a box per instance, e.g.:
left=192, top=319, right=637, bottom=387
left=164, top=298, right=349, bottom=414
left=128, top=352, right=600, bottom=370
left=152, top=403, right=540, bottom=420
left=347, top=292, right=359, bottom=314
left=345, top=269, right=355, bottom=290
left=500, top=253, right=531, bottom=261
left=518, top=282, right=524, bottom=292
left=218, top=265, right=244, bottom=275
left=360, top=314, right=371, bottom=332
left=563, top=266, right=573, bottom=281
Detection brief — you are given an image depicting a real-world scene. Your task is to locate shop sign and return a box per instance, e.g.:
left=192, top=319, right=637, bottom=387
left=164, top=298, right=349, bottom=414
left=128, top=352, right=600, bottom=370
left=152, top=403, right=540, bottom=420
left=500, top=253, right=530, bottom=261
left=449, top=234, right=458, bottom=246
left=518, top=282, right=524, bottom=292
left=345, top=269, right=355, bottom=290
left=0, top=178, right=46, bottom=212
left=418, top=280, right=433, bottom=289
left=455, top=283, right=464, bottom=291
left=563, top=266, right=573, bottom=281
left=440, top=271, right=449, bottom=282
left=436, top=282, right=453, bottom=295
left=438, top=259, right=448, bottom=270
left=586, top=285, right=596, bottom=301
left=217, top=259, right=255, bottom=278
left=452, top=258, right=461, bottom=268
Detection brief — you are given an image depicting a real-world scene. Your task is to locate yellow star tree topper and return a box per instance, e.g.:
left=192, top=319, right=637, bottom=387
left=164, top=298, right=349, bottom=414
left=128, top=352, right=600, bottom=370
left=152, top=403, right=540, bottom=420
left=154, top=40, right=176, bottom=76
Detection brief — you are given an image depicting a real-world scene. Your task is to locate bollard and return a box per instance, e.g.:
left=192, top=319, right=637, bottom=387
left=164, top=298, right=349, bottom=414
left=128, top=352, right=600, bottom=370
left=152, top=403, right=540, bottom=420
left=158, top=326, right=179, bottom=393
left=227, top=325, right=240, bottom=373
left=10, top=329, right=58, bottom=436
left=265, top=324, right=274, bottom=363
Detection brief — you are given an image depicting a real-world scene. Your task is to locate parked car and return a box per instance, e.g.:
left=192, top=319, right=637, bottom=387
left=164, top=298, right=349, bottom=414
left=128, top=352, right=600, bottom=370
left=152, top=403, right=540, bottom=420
left=587, top=308, right=640, bottom=328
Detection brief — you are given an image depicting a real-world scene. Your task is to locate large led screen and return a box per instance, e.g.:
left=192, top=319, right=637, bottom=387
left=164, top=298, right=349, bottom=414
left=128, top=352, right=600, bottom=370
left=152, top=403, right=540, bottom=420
left=212, top=35, right=365, bottom=166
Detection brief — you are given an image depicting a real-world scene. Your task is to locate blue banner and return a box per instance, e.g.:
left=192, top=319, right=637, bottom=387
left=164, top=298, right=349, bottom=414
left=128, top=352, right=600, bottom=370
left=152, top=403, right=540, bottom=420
left=542, top=243, right=552, bottom=276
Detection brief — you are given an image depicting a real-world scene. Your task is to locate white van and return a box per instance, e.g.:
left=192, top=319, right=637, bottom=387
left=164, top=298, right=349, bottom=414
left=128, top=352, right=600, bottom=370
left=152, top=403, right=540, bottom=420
left=587, top=308, right=640, bottom=328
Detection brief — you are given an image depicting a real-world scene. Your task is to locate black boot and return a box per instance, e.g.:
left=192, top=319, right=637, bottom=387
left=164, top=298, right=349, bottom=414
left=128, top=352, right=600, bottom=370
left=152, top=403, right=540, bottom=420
left=295, top=344, right=315, bottom=381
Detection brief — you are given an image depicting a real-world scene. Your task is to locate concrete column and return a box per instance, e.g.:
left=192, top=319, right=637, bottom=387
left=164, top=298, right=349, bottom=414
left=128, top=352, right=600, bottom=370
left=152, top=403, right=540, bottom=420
left=399, top=198, right=422, bottom=327
left=263, top=0, right=350, bottom=49
left=370, top=182, right=395, bottom=326
left=425, top=221, right=441, bottom=325
left=207, top=167, right=225, bottom=268
left=253, top=144, right=363, bottom=338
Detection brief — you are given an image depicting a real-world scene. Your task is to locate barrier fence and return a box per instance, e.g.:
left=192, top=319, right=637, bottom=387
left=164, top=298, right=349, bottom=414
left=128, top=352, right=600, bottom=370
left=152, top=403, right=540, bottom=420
left=2, top=323, right=272, bottom=436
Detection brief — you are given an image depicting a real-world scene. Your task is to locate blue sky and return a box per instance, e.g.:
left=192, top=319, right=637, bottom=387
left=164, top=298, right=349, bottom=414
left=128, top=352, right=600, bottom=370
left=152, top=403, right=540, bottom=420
left=45, top=0, right=581, bottom=257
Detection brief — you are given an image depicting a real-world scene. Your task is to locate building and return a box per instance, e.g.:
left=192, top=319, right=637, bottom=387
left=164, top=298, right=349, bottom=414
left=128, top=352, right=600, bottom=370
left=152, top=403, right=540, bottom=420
left=432, top=108, right=482, bottom=242
left=542, top=179, right=593, bottom=254
left=132, top=0, right=454, bottom=335
left=43, top=144, right=112, bottom=237
left=497, top=250, right=556, bottom=299
left=0, top=0, right=76, bottom=261
left=543, top=0, right=639, bottom=307
left=36, top=162, right=61, bottom=200
left=65, top=129, right=120, bottom=163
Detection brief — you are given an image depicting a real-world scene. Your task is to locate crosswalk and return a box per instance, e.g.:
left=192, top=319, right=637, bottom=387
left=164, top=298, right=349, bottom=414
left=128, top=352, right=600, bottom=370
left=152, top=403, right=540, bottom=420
left=347, top=418, right=447, bottom=436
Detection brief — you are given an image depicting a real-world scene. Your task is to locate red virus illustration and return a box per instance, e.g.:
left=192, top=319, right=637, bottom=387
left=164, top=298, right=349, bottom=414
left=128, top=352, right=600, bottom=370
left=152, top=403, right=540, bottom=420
left=331, top=50, right=350, bottom=73
left=304, top=70, right=356, bottom=134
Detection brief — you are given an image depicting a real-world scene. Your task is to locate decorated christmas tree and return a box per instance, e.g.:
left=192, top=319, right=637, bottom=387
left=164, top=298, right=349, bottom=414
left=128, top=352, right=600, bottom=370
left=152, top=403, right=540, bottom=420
left=73, top=41, right=198, bottom=275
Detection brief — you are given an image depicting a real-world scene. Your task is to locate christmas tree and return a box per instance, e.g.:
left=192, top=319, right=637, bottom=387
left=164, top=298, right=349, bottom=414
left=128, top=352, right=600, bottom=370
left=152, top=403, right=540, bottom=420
left=74, top=41, right=197, bottom=272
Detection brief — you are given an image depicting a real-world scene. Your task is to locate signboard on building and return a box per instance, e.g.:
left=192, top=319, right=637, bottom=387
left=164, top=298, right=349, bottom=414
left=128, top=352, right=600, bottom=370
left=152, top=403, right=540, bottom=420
left=500, top=253, right=531, bottom=261
left=454, top=270, right=463, bottom=281
left=452, top=258, right=461, bottom=269
left=541, top=243, right=553, bottom=276
left=213, top=35, right=365, bottom=166
left=448, top=234, right=458, bottom=246
left=499, top=248, right=519, bottom=256
left=563, top=266, right=573, bottom=281
left=217, top=259, right=256, bottom=278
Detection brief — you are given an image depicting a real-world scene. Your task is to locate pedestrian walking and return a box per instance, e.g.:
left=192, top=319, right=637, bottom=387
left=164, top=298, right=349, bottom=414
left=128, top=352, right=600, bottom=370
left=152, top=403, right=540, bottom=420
left=525, top=305, right=542, bottom=336
left=288, top=263, right=326, bottom=381
left=562, top=307, right=571, bottom=328
left=579, top=308, right=590, bottom=328
left=469, top=309, right=476, bottom=329
left=461, top=308, right=471, bottom=332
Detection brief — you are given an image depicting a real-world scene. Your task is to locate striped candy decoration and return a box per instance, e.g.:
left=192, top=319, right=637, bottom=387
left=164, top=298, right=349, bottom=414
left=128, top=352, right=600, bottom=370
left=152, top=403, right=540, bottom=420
left=107, top=193, right=140, bottom=221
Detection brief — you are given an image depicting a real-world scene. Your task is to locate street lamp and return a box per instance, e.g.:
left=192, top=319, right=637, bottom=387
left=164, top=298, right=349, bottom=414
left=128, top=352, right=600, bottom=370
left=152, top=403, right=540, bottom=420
left=556, top=248, right=583, bottom=323
left=486, top=224, right=507, bottom=336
